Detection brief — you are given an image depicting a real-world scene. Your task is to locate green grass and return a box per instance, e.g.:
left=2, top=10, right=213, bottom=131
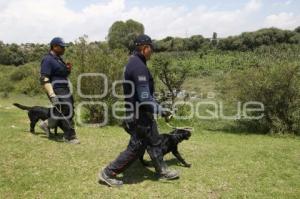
left=0, top=95, right=299, bottom=198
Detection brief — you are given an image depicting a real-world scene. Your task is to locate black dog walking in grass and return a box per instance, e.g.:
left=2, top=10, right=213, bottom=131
left=139, top=128, right=192, bottom=168
left=99, top=34, right=180, bottom=187
left=13, top=103, right=58, bottom=135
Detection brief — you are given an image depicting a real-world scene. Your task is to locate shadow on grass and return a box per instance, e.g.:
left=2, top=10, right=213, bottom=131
left=118, top=158, right=185, bottom=185
left=46, top=133, right=65, bottom=142
left=24, top=129, right=65, bottom=142
left=121, top=162, right=158, bottom=184
left=202, top=120, right=268, bottom=135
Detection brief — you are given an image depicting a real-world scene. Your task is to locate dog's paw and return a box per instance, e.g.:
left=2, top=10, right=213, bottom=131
left=184, top=163, right=191, bottom=168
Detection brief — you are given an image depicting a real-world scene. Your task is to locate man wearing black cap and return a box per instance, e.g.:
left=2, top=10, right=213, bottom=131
left=39, top=37, right=80, bottom=144
left=99, top=34, right=179, bottom=187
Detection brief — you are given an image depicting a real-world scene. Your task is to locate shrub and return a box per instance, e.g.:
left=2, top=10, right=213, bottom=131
left=15, top=75, right=43, bottom=96
left=9, top=63, right=43, bottom=95
left=67, top=37, right=127, bottom=125
left=151, top=52, right=191, bottom=105
left=10, top=66, right=32, bottom=81
left=220, top=63, right=300, bottom=135
left=0, top=77, right=14, bottom=98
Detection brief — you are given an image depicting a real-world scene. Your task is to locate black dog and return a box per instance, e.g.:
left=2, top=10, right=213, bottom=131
left=140, top=128, right=192, bottom=167
left=13, top=103, right=57, bottom=134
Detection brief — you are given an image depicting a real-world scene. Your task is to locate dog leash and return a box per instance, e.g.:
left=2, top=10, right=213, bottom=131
left=53, top=105, right=75, bottom=130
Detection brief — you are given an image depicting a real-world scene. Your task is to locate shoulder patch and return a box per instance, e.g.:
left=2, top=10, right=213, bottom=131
left=138, top=76, right=147, bottom=81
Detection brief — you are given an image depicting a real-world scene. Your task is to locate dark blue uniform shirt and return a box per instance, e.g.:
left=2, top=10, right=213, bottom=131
left=123, top=52, right=161, bottom=115
left=40, top=52, right=70, bottom=89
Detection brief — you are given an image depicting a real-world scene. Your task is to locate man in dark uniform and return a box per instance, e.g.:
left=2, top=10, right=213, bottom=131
left=99, top=34, right=179, bottom=187
left=39, top=37, right=80, bottom=144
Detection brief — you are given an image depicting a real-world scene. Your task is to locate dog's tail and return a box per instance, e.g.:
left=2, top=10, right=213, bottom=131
left=13, top=103, right=32, bottom=111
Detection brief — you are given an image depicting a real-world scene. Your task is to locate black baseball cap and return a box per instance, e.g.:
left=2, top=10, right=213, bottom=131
left=50, top=37, right=68, bottom=48
left=134, top=34, right=153, bottom=48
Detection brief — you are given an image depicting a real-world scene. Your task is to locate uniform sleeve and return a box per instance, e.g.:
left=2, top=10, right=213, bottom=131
left=40, top=57, right=52, bottom=77
left=131, top=66, right=162, bottom=114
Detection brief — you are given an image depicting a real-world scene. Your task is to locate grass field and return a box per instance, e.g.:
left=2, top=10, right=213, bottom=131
left=0, top=95, right=299, bottom=199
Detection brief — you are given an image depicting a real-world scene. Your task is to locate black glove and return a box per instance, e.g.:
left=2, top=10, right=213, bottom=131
left=50, top=96, right=61, bottom=110
left=50, top=96, right=59, bottom=104
left=161, top=109, right=173, bottom=123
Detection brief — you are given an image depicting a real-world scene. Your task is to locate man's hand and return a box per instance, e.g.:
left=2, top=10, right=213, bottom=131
left=50, top=96, right=61, bottom=110
left=161, top=109, right=173, bottom=123
left=66, top=62, right=72, bottom=72
left=50, top=95, right=59, bottom=104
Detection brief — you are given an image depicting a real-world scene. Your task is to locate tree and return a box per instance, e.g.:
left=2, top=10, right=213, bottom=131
left=155, top=36, right=174, bottom=52
left=211, top=32, right=218, bottom=46
left=218, top=28, right=297, bottom=51
left=171, top=37, right=185, bottom=51
left=152, top=52, right=190, bottom=106
left=67, top=36, right=128, bottom=125
left=107, top=19, right=144, bottom=51
left=155, top=35, right=209, bottom=52
left=184, top=35, right=206, bottom=51
left=289, top=33, right=300, bottom=44
left=0, top=41, right=10, bottom=65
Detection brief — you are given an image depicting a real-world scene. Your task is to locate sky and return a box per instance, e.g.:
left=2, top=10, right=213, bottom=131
left=0, top=0, right=299, bottom=44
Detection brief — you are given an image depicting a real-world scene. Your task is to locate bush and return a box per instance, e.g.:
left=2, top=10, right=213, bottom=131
left=15, top=75, right=43, bottom=96
left=66, top=37, right=127, bottom=125
left=220, top=63, right=300, bottom=135
left=151, top=52, right=191, bottom=106
left=10, top=63, right=42, bottom=95
left=0, top=77, right=14, bottom=97
left=218, top=28, right=300, bottom=51
left=10, top=66, right=32, bottom=81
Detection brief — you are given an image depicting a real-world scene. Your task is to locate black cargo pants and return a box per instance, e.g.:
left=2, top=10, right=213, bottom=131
left=104, top=113, right=164, bottom=176
left=50, top=87, right=76, bottom=140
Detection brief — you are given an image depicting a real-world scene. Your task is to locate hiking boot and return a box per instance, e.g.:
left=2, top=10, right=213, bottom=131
left=63, top=137, right=80, bottom=144
left=98, top=169, right=123, bottom=187
left=159, top=169, right=180, bottom=180
left=39, top=121, right=50, bottom=137
left=151, top=158, right=180, bottom=180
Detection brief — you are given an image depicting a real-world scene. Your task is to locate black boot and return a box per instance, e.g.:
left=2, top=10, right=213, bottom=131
left=98, top=169, right=123, bottom=187
left=152, top=158, right=180, bottom=180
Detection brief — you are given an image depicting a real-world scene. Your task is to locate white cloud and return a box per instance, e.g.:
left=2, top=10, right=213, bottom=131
left=273, top=0, right=293, bottom=6
left=244, top=0, right=262, bottom=12
left=265, top=12, right=300, bottom=29
left=0, top=0, right=80, bottom=43
left=121, top=0, right=263, bottom=39
left=0, top=0, right=297, bottom=44
left=0, top=0, right=125, bottom=43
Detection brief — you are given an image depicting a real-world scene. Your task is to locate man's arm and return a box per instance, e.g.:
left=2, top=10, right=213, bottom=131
left=136, top=83, right=162, bottom=114
left=40, top=58, right=59, bottom=104
left=133, top=67, right=170, bottom=116
left=40, top=76, right=55, bottom=97
left=40, top=76, right=59, bottom=105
